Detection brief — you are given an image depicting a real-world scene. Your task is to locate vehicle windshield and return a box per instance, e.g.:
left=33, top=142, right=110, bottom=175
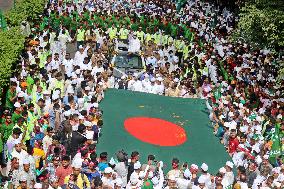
left=114, top=54, right=142, bottom=69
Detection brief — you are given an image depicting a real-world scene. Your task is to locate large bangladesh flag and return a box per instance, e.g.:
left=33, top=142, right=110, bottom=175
left=97, top=89, right=230, bottom=172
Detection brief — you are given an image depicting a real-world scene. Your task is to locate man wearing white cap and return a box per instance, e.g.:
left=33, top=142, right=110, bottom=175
left=74, top=45, right=88, bottom=66
left=198, top=163, right=212, bottom=188
left=176, top=168, right=191, bottom=189
left=128, top=73, right=143, bottom=92
left=224, top=161, right=234, bottom=186
left=154, top=77, right=165, bottom=95
left=145, top=77, right=157, bottom=94
left=34, top=183, right=43, bottom=189
left=11, top=141, right=28, bottom=166
left=126, top=173, right=141, bottom=189
left=102, top=167, right=114, bottom=188
left=130, top=161, right=142, bottom=181
left=16, top=159, right=36, bottom=188
left=64, top=159, right=90, bottom=189
left=152, top=161, right=164, bottom=189
left=128, top=33, right=141, bottom=54
left=165, top=175, right=177, bottom=189
left=15, top=175, right=28, bottom=189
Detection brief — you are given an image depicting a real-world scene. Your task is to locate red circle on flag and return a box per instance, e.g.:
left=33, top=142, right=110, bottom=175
left=124, top=117, right=187, bottom=146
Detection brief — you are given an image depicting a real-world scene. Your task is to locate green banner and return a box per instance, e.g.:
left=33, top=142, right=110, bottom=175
left=269, top=123, right=282, bottom=164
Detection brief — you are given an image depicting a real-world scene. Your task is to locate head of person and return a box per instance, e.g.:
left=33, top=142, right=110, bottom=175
left=62, top=155, right=70, bottom=168
left=103, top=167, right=113, bottom=178
left=131, top=151, right=140, bottom=162
left=23, top=160, right=30, bottom=172
left=172, top=158, right=179, bottom=169
left=100, top=152, right=108, bottom=162
left=53, top=156, right=61, bottom=167
left=19, top=177, right=28, bottom=189
left=12, top=128, right=22, bottom=139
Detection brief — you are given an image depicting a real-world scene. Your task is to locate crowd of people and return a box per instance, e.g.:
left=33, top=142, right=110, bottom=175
left=0, top=0, right=283, bottom=188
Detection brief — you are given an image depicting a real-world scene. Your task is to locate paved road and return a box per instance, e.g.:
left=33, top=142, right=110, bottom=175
left=0, top=0, right=13, bottom=11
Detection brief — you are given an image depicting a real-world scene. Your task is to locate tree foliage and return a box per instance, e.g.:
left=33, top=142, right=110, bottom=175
left=0, top=0, right=46, bottom=88
left=233, top=0, right=284, bottom=50
left=5, top=0, right=46, bottom=26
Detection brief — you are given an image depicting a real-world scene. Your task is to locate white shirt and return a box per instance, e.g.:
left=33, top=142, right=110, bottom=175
left=74, top=51, right=87, bottom=66
left=11, top=149, right=28, bottom=166
left=129, top=80, right=143, bottom=92
left=129, top=38, right=141, bottom=53
left=63, top=58, right=74, bottom=77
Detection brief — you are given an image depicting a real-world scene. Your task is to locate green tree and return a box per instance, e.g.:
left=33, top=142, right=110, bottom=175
left=233, top=0, right=284, bottom=50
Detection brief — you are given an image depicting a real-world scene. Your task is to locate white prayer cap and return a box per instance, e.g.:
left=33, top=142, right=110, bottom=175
left=14, top=102, right=21, bottom=108
left=34, top=183, right=42, bottom=189
left=78, top=115, right=84, bottom=119
left=14, top=140, right=21, bottom=145
left=98, top=82, right=103, bottom=86
left=152, top=177, right=159, bottom=185
left=157, top=77, right=163, bottom=82
left=150, top=78, right=156, bottom=82
left=115, top=178, right=123, bottom=186
left=272, top=167, right=280, bottom=174
left=63, top=110, right=71, bottom=117
left=20, top=176, right=27, bottom=182
left=85, top=132, right=93, bottom=140
left=198, top=176, right=206, bottom=184
left=84, top=121, right=92, bottom=127
left=173, top=78, right=179, bottom=83
left=201, top=163, right=208, bottom=171
left=183, top=168, right=191, bottom=178
left=191, top=164, right=198, bottom=170
left=224, top=122, right=230, bottom=128
left=263, top=155, right=269, bottom=160
left=85, top=86, right=91, bottom=90
left=91, top=103, right=99, bottom=108
left=273, top=182, right=281, bottom=187
left=226, top=161, right=234, bottom=169
left=223, top=100, right=229, bottom=105
left=75, top=69, right=81, bottom=75
left=104, top=167, right=113, bottom=174
left=72, top=159, right=83, bottom=169
left=219, top=167, right=226, bottom=174
left=168, top=175, right=176, bottom=181
left=18, top=92, right=24, bottom=98
left=134, top=161, right=141, bottom=169
left=23, top=159, right=30, bottom=165
left=43, top=90, right=51, bottom=95
left=79, top=45, right=83, bottom=49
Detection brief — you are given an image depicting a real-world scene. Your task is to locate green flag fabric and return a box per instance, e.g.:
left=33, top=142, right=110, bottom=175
left=269, top=123, right=282, bottom=164
left=97, top=89, right=230, bottom=173
left=213, top=85, right=222, bottom=101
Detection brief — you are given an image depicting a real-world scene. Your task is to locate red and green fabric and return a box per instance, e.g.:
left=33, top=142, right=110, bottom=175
left=97, top=89, right=231, bottom=172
